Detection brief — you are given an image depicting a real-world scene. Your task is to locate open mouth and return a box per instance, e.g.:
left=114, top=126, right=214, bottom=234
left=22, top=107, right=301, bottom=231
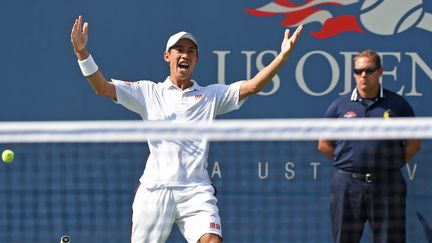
left=178, top=62, right=189, bottom=70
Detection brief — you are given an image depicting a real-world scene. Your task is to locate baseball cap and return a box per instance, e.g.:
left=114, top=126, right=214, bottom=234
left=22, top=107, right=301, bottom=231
left=165, top=31, right=198, bottom=52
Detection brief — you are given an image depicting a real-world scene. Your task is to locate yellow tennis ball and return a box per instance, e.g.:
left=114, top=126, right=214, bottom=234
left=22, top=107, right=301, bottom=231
left=2, top=149, right=15, bottom=163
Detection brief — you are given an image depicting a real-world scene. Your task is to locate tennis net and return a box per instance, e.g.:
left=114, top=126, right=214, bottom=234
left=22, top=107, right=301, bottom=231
left=0, top=118, right=431, bottom=242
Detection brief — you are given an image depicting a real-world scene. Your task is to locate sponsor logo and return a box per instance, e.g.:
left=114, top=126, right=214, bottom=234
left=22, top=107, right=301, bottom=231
left=343, top=111, right=357, bottom=118
left=383, top=109, right=391, bottom=119
left=195, top=94, right=204, bottom=100
left=210, top=222, right=221, bottom=230
left=246, top=0, right=432, bottom=39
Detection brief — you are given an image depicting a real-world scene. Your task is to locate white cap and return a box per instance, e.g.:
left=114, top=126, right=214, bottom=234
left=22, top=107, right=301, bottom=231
left=165, top=31, right=198, bottom=52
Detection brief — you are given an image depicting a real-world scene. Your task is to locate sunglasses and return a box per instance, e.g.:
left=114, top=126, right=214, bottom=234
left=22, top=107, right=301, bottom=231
left=353, top=67, right=378, bottom=75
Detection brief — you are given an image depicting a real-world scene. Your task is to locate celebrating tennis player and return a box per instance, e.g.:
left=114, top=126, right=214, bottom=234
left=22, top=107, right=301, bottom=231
left=71, top=15, right=302, bottom=243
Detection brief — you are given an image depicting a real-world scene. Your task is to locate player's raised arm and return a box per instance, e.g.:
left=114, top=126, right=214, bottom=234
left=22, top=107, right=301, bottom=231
left=238, top=25, right=303, bottom=101
left=71, top=15, right=116, bottom=100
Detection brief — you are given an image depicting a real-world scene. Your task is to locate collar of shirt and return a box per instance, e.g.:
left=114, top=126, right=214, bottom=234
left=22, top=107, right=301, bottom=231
left=350, top=85, right=385, bottom=102
left=163, top=77, right=203, bottom=92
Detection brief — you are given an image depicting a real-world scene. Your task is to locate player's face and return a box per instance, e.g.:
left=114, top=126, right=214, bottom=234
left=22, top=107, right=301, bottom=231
left=353, top=57, right=383, bottom=98
left=164, top=39, right=198, bottom=83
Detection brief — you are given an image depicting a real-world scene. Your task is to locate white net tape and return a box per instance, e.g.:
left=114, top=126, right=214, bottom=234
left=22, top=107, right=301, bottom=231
left=1, top=117, right=431, bottom=143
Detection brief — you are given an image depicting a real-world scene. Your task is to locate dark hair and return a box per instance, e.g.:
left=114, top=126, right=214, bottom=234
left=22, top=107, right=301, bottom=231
left=353, top=50, right=381, bottom=68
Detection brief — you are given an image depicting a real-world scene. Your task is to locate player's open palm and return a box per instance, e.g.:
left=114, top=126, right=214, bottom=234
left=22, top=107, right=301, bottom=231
left=71, top=16, right=88, bottom=54
left=280, top=25, right=303, bottom=60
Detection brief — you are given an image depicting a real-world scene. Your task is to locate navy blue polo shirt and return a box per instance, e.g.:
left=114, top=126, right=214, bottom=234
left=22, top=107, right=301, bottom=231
left=325, top=86, right=415, bottom=173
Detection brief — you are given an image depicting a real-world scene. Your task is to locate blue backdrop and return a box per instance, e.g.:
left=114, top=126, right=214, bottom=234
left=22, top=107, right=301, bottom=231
left=1, top=0, right=431, bottom=242
left=1, top=0, right=430, bottom=121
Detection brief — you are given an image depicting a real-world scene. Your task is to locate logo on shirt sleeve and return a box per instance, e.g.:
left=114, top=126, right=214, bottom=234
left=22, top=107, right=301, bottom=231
left=210, top=222, right=221, bottom=230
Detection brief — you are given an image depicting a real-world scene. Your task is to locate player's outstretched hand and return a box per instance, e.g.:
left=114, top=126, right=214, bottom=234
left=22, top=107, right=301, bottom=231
left=280, top=25, right=303, bottom=61
left=71, top=16, right=89, bottom=56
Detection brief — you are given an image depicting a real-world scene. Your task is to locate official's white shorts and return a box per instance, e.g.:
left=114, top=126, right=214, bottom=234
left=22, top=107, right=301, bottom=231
left=131, top=184, right=221, bottom=243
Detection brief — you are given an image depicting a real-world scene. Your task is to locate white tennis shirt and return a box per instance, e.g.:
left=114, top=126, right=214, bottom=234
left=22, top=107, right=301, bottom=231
left=112, top=77, right=246, bottom=188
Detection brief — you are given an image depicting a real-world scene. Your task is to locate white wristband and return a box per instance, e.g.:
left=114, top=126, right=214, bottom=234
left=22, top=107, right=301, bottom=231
left=78, top=54, right=98, bottom=76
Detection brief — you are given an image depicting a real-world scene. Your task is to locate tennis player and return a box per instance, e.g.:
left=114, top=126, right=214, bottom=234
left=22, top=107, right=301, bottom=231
left=71, top=15, right=302, bottom=243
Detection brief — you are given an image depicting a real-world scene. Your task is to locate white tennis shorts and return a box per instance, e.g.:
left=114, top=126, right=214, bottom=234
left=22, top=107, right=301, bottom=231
left=131, top=184, right=221, bottom=243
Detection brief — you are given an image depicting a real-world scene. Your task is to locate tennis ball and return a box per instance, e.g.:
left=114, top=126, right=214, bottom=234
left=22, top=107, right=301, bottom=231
left=2, top=149, right=14, bottom=163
